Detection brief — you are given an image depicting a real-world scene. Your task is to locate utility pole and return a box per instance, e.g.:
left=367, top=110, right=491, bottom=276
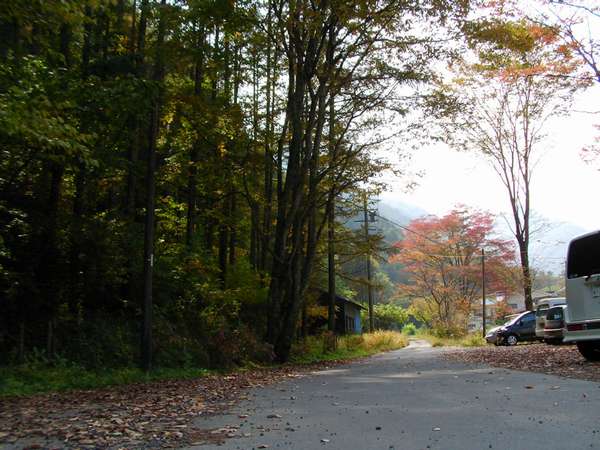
left=363, top=195, right=374, bottom=333
left=481, top=248, right=486, bottom=338
left=327, top=51, right=336, bottom=334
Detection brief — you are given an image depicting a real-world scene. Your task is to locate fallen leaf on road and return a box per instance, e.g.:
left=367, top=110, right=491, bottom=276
left=444, top=344, right=600, bottom=383
left=0, top=359, right=353, bottom=449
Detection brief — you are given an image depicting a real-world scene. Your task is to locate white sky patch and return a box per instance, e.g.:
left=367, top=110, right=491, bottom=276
left=380, top=86, right=600, bottom=232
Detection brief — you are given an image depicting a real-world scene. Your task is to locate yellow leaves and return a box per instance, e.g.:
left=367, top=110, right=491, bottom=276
left=217, top=142, right=228, bottom=157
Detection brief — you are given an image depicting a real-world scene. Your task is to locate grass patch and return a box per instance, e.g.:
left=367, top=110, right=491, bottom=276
left=417, top=331, right=486, bottom=348
left=290, top=331, right=408, bottom=364
left=0, top=363, right=211, bottom=397
left=1, top=331, right=409, bottom=397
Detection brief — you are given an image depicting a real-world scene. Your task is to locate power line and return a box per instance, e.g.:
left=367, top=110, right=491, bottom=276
left=376, top=212, right=486, bottom=259
left=375, top=213, right=445, bottom=246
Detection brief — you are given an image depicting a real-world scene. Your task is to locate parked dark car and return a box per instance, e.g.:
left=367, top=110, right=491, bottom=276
left=544, top=305, right=568, bottom=345
left=487, top=311, right=537, bottom=346
left=485, top=313, right=519, bottom=345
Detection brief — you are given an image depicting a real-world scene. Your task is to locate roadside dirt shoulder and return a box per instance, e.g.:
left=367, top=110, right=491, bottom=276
left=0, top=361, right=351, bottom=449
left=444, top=342, right=600, bottom=382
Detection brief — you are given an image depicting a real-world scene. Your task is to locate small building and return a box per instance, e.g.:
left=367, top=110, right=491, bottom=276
left=468, top=297, right=498, bottom=331
left=317, top=291, right=366, bottom=335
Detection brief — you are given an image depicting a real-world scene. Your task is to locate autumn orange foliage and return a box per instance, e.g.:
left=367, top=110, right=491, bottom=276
left=391, top=206, right=516, bottom=335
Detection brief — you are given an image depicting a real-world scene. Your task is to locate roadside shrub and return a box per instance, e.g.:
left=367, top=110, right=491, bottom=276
left=207, top=326, right=273, bottom=368
left=361, top=303, right=408, bottom=330
left=402, top=323, right=417, bottom=335
left=362, top=330, right=408, bottom=351
left=418, top=331, right=486, bottom=348
left=431, top=325, right=467, bottom=339
left=58, top=315, right=138, bottom=369
left=343, top=334, right=365, bottom=351
left=322, top=331, right=337, bottom=352
left=460, top=333, right=486, bottom=347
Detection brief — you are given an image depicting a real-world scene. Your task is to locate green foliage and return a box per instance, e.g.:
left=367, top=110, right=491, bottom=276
left=362, top=303, right=409, bottom=330
left=417, top=330, right=486, bottom=347
left=0, top=360, right=211, bottom=397
left=0, top=0, right=477, bottom=371
left=290, top=331, right=408, bottom=364
left=402, top=323, right=417, bottom=335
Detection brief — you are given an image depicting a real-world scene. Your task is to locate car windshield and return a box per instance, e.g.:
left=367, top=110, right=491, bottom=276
left=505, top=312, right=531, bottom=326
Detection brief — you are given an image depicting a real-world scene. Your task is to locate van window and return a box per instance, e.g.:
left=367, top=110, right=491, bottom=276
left=536, top=305, right=549, bottom=317
left=546, top=308, right=563, bottom=321
left=567, top=232, right=600, bottom=279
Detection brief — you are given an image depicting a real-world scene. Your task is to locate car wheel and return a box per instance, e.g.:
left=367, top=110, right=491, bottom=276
left=576, top=341, right=600, bottom=361
left=545, top=338, right=562, bottom=345
left=505, top=334, right=518, bottom=346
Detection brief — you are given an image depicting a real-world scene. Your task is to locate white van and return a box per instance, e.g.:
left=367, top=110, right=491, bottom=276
left=564, top=231, right=600, bottom=360
left=535, top=297, right=566, bottom=340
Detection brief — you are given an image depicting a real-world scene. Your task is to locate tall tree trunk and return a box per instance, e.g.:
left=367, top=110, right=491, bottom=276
left=218, top=198, right=229, bottom=287
left=42, top=164, right=63, bottom=360
left=229, top=192, right=237, bottom=266
left=326, top=20, right=336, bottom=333
left=141, top=0, right=166, bottom=372
left=261, top=0, right=274, bottom=273
left=519, top=239, right=533, bottom=311
left=128, top=0, right=137, bottom=54
left=70, top=6, right=93, bottom=319
left=18, top=322, right=25, bottom=363
left=0, top=15, right=20, bottom=60
left=186, top=25, right=205, bottom=250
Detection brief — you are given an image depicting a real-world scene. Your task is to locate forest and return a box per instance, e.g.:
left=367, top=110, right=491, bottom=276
left=0, top=0, right=596, bottom=374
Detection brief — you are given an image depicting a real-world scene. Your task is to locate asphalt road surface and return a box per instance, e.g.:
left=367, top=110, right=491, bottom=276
left=190, top=340, right=600, bottom=450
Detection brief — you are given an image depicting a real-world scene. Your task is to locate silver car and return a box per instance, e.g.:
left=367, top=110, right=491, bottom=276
left=543, top=305, right=568, bottom=345
left=535, top=297, right=566, bottom=341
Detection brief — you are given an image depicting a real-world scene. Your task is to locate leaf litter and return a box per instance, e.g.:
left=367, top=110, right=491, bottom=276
left=0, top=361, right=346, bottom=448
left=444, top=343, right=600, bottom=382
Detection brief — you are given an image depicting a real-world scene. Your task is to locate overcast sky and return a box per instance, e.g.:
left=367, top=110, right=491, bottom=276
left=381, top=85, right=600, bottom=234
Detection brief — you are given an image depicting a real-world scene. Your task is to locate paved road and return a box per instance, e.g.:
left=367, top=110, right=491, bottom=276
left=190, top=340, right=600, bottom=450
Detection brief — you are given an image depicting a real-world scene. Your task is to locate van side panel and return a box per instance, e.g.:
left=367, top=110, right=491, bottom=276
left=566, top=276, right=600, bottom=322
left=566, top=231, right=600, bottom=325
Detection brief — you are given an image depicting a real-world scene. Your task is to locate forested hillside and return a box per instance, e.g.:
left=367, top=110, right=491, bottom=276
left=0, top=0, right=470, bottom=368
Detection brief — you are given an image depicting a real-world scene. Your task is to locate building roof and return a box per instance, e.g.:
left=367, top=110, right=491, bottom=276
left=316, top=289, right=366, bottom=310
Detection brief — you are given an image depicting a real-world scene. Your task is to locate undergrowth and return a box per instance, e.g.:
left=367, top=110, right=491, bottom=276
left=417, top=330, right=486, bottom=347
left=0, top=362, right=211, bottom=397
left=290, top=330, right=408, bottom=364
left=1, top=331, right=409, bottom=397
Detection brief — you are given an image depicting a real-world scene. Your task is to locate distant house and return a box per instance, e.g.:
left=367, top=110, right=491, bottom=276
left=468, top=297, right=498, bottom=331
left=496, top=292, right=525, bottom=312
left=317, top=291, right=366, bottom=335
left=495, top=289, right=565, bottom=313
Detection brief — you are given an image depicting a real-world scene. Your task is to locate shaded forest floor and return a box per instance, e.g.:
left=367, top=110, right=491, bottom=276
left=0, top=331, right=409, bottom=448
left=445, top=342, right=600, bottom=382
left=0, top=360, right=351, bottom=449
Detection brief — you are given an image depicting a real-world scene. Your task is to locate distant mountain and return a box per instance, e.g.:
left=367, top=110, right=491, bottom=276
left=338, top=199, right=429, bottom=288
left=374, top=201, right=587, bottom=275
left=377, top=200, right=428, bottom=226
left=493, top=216, right=588, bottom=274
